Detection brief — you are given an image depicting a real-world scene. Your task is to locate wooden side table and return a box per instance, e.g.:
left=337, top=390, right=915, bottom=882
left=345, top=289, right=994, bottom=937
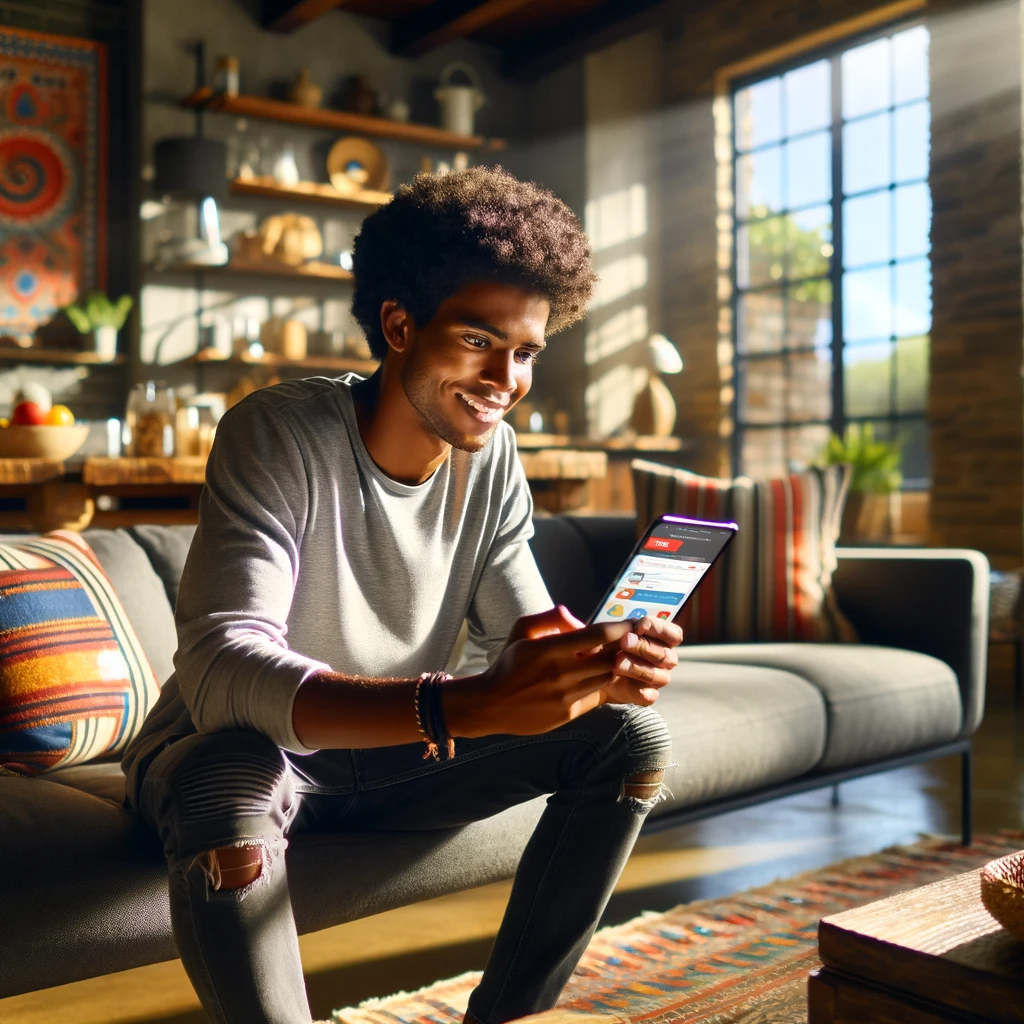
left=518, top=449, right=607, bottom=514
left=809, top=867, right=1024, bottom=1023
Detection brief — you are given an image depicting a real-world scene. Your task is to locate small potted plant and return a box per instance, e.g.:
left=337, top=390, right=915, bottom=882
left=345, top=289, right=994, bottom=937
left=64, top=292, right=133, bottom=361
left=820, top=424, right=903, bottom=542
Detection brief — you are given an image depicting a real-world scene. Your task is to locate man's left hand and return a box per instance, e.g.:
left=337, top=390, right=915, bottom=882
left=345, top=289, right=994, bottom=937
left=601, top=616, right=683, bottom=707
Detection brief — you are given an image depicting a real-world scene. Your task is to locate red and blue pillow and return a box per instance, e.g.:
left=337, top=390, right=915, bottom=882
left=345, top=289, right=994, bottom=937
left=0, top=532, right=159, bottom=776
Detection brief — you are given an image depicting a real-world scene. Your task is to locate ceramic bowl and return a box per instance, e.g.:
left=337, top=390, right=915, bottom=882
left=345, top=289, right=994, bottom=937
left=0, top=424, right=90, bottom=460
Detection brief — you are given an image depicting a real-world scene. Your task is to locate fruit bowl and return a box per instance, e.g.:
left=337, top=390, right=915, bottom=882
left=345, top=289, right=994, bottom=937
left=0, top=424, right=90, bottom=460
left=981, top=850, right=1024, bottom=941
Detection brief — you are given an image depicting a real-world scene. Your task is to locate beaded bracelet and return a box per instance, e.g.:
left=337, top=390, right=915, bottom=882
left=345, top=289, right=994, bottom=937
left=415, top=671, right=455, bottom=761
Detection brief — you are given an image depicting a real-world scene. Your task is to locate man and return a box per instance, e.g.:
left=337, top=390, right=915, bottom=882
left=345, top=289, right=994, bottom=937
left=123, top=166, right=680, bottom=1024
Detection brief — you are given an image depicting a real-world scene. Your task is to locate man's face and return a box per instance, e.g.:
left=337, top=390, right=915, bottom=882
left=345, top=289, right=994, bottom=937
left=397, top=281, right=549, bottom=453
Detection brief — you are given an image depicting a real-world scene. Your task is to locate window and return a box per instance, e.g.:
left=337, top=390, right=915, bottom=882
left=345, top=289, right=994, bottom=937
left=730, top=23, right=931, bottom=485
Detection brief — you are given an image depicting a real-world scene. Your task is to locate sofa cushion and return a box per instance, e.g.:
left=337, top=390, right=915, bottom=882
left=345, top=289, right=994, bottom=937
left=0, top=766, right=549, bottom=997
left=128, top=524, right=197, bottom=611
left=676, top=644, right=963, bottom=770
left=650, top=660, right=827, bottom=812
left=85, top=529, right=178, bottom=684
left=0, top=532, right=163, bottom=775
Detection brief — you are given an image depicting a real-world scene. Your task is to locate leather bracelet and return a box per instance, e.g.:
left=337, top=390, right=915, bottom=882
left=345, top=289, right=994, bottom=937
left=415, top=671, right=455, bottom=761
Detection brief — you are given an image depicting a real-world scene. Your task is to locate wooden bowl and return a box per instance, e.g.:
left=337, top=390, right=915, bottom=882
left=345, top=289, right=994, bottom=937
left=981, top=850, right=1024, bottom=941
left=0, top=424, right=90, bottom=460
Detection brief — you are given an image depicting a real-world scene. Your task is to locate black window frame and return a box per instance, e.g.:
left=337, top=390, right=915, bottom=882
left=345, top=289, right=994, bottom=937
left=729, top=16, right=931, bottom=486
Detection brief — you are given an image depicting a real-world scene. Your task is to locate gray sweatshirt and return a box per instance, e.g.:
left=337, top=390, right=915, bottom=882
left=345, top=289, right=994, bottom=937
left=122, top=375, right=551, bottom=795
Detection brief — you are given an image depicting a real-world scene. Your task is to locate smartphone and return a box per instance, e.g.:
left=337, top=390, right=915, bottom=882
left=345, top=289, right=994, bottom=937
left=588, top=514, right=739, bottom=625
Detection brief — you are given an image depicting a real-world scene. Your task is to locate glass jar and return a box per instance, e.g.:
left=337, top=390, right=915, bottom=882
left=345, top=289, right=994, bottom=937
left=124, top=381, right=176, bottom=457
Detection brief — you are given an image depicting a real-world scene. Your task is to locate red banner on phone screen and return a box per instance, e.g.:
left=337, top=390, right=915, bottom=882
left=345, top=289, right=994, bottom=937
left=644, top=536, right=683, bottom=552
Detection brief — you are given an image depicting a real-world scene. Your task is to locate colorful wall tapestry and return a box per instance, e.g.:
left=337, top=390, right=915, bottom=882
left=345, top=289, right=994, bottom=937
left=0, top=27, right=106, bottom=343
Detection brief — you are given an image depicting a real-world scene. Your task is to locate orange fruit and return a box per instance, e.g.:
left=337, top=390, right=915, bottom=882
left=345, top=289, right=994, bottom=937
left=45, top=404, right=75, bottom=426
left=0, top=419, right=9, bottom=429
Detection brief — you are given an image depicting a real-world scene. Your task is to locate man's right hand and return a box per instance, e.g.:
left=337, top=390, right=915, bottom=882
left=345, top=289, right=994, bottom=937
left=446, top=617, right=636, bottom=738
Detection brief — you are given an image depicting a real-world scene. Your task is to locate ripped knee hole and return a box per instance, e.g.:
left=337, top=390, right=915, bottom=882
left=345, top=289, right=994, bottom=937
left=195, top=845, right=264, bottom=891
left=622, top=768, right=665, bottom=801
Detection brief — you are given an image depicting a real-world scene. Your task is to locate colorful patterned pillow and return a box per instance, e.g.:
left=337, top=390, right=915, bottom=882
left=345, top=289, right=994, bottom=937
left=631, top=460, right=856, bottom=644
left=0, top=531, right=160, bottom=776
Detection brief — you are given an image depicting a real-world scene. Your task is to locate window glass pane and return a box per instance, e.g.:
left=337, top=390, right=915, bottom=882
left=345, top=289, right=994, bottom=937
left=843, top=266, right=892, bottom=340
left=896, top=417, right=930, bottom=484
left=842, top=37, right=892, bottom=119
left=736, top=146, right=782, bottom=219
left=894, top=182, right=930, bottom=260
left=843, top=191, right=891, bottom=269
left=893, top=26, right=929, bottom=104
left=784, top=131, right=831, bottom=208
left=845, top=341, right=892, bottom=416
left=741, top=424, right=830, bottom=477
left=784, top=60, right=830, bottom=136
left=738, top=290, right=784, bottom=354
left=787, top=350, right=832, bottom=421
left=735, top=77, right=782, bottom=151
left=894, top=102, right=929, bottom=182
left=894, top=259, right=931, bottom=336
left=788, top=279, right=833, bottom=347
left=896, top=334, right=929, bottom=413
left=843, top=113, right=891, bottom=194
left=789, top=205, right=832, bottom=279
left=787, top=424, right=832, bottom=472
left=739, top=357, right=786, bottom=423
left=737, top=216, right=788, bottom=288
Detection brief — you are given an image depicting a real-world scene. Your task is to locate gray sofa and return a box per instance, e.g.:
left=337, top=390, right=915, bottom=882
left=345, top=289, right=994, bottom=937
left=0, top=517, right=989, bottom=998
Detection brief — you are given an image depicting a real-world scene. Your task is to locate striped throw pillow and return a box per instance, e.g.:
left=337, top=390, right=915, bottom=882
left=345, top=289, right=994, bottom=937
left=0, top=531, right=160, bottom=776
left=632, top=460, right=855, bottom=644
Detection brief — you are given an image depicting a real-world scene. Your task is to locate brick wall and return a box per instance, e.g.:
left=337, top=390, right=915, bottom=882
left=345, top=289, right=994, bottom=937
left=928, top=0, right=1022, bottom=566
left=661, top=0, right=1024, bottom=566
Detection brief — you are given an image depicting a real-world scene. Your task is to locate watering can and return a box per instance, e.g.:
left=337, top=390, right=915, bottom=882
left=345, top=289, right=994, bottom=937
left=434, top=62, right=486, bottom=136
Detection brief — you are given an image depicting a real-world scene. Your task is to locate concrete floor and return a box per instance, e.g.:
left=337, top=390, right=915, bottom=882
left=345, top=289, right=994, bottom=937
left=3, top=667, right=1021, bottom=1024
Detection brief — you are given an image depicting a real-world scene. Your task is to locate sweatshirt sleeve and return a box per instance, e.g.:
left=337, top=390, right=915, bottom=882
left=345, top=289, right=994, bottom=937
left=456, top=431, right=552, bottom=675
left=172, top=396, right=330, bottom=754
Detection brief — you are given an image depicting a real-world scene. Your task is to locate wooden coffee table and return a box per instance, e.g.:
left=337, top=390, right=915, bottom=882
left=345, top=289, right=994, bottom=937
left=808, top=867, right=1024, bottom=1023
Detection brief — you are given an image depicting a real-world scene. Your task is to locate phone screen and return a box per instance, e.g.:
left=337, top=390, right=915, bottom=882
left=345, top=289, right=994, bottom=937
left=590, top=517, right=737, bottom=625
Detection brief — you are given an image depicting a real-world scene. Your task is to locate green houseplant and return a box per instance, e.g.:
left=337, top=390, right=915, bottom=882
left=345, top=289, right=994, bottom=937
left=820, top=423, right=903, bottom=541
left=64, top=292, right=133, bottom=362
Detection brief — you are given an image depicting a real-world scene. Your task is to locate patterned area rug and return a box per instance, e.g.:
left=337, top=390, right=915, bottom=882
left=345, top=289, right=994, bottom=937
left=332, top=832, right=1024, bottom=1024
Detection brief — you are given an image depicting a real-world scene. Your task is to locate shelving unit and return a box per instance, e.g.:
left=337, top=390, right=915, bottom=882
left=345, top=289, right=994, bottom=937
left=173, top=352, right=377, bottom=373
left=182, top=87, right=507, bottom=151
left=147, top=258, right=353, bottom=282
left=0, top=349, right=126, bottom=366
left=229, top=178, right=391, bottom=210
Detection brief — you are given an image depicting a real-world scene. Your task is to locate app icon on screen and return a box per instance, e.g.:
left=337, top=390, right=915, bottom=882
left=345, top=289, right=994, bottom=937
left=606, top=603, right=625, bottom=617
left=627, top=572, right=644, bottom=584
left=657, top=610, right=672, bottom=619
left=616, top=588, right=635, bottom=599
left=628, top=607, right=647, bottom=620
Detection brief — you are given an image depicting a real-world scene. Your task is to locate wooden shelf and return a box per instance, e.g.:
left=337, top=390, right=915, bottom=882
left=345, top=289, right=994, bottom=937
left=175, top=353, right=378, bottom=373
left=0, top=458, right=66, bottom=485
left=182, top=88, right=507, bottom=152
left=84, top=457, right=207, bottom=487
left=149, top=258, right=353, bottom=282
left=0, top=348, right=125, bottom=366
left=515, top=433, right=686, bottom=452
left=229, top=178, right=391, bottom=210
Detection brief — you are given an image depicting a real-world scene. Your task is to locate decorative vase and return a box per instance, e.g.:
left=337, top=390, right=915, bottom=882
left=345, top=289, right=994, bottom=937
left=344, top=75, right=377, bottom=116
left=288, top=69, right=322, bottom=109
left=434, top=62, right=485, bottom=135
left=839, top=492, right=902, bottom=543
left=630, top=373, right=676, bottom=437
left=93, top=325, right=118, bottom=361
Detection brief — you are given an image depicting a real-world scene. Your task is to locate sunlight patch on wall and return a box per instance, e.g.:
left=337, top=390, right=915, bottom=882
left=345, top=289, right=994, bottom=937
left=586, top=363, right=648, bottom=438
left=585, top=184, right=648, bottom=252
left=589, top=253, right=649, bottom=311
left=585, top=304, right=648, bottom=366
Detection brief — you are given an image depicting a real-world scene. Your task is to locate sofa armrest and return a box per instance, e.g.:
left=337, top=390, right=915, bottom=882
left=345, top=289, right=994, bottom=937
left=833, top=548, right=990, bottom=737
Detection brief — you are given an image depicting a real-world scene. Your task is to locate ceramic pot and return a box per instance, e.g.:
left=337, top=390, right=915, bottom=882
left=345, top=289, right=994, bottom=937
left=93, top=325, right=118, bottom=361
left=434, top=62, right=485, bottom=135
left=289, top=69, right=322, bottom=109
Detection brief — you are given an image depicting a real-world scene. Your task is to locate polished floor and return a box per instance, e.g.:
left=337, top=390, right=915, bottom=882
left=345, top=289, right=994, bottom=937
left=3, top=657, right=1022, bottom=1024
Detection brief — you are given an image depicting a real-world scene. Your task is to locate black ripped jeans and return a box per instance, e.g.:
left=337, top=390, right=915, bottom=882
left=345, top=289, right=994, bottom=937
left=136, top=703, right=673, bottom=1024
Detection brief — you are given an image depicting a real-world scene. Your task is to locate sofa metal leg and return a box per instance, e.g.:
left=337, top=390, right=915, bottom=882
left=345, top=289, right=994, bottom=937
left=830, top=784, right=840, bottom=808
left=960, top=747, right=973, bottom=847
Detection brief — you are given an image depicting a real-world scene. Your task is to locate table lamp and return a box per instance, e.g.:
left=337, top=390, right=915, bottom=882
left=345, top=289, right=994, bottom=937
left=152, top=137, right=229, bottom=267
left=630, top=332, right=684, bottom=437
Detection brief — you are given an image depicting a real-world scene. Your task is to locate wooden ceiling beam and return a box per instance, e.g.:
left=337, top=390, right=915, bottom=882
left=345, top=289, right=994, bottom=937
left=263, top=0, right=347, bottom=33
left=392, top=0, right=538, bottom=56
left=501, top=0, right=695, bottom=81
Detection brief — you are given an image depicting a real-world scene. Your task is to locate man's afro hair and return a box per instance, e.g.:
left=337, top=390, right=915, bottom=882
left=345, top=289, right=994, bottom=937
left=350, top=166, right=596, bottom=360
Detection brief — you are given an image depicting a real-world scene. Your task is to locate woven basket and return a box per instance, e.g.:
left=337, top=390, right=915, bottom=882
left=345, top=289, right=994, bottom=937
left=980, top=851, right=1024, bottom=941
